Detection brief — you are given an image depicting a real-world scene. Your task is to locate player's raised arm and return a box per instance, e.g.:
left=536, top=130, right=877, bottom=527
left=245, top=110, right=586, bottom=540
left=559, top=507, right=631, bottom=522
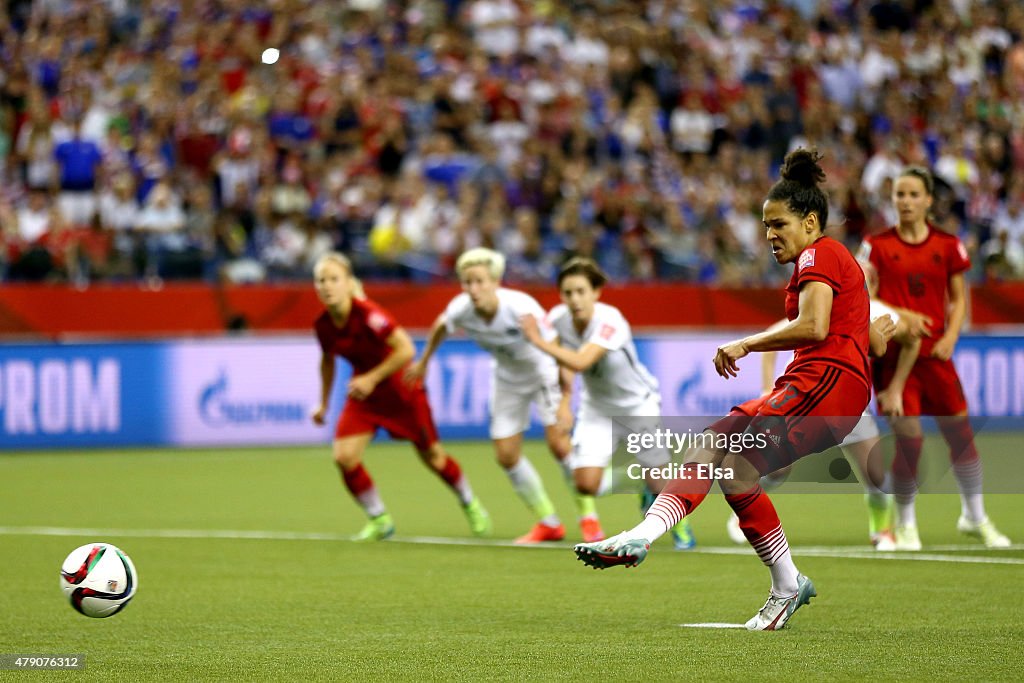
left=406, top=313, right=449, bottom=384
left=715, top=281, right=833, bottom=378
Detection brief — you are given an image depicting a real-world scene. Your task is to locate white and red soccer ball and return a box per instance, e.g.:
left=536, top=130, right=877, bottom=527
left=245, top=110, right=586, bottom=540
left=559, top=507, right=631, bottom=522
left=59, top=543, right=138, bottom=618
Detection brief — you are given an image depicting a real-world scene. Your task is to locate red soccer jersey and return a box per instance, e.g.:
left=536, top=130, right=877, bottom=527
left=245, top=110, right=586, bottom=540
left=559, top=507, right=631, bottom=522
left=783, top=236, right=871, bottom=390
left=314, top=297, right=415, bottom=405
left=859, top=226, right=970, bottom=357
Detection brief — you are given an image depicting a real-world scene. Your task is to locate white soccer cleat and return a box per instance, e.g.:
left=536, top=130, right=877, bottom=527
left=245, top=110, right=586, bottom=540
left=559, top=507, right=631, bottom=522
left=873, top=530, right=897, bottom=552
left=957, top=516, right=1011, bottom=548
left=726, top=513, right=746, bottom=545
left=745, top=574, right=816, bottom=631
left=893, top=524, right=922, bottom=551
left=573, top=532, right=650, bottom=569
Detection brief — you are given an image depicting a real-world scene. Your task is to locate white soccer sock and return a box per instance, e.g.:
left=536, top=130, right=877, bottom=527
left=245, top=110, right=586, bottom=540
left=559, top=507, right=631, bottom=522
left=893, top=472, right=917, bottom=527
left=505, top=457, right=560, bottom=525
left=769, top=552, right=800, bottom=597
left=628, top=515, right=669, bottom=543
left=751, top=524, right=799, bottom=597
left=895, top=500, right=917, bottom=528
left=953, top=459, right=986, bottom=523
left=357, top=490, right=385, bottom=518
left=596, top=466, right=613, bottom=496
left=626, top=494, right=683, bottom=543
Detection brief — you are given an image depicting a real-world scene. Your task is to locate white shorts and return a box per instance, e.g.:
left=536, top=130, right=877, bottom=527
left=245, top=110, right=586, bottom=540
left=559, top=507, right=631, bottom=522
left=58, top=191, right=97, bottom=226
left=489, top=378, right=561, bottom=440
left=838, top=409, right=880, bottom=448
left=570, top=394, right=669, bottom=470
left=869, top=299, right=900, bottom=324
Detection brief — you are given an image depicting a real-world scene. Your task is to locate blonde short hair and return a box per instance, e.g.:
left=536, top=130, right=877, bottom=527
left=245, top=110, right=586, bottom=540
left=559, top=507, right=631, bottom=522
left=455, top=247, right=505, bottom=281
left=313, top=251, right=366, bottom=299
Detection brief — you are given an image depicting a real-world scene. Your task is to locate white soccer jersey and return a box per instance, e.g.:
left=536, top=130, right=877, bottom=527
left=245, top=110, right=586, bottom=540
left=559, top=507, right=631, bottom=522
left=442, top=288, right=558, bottom=389
left=547, top=302, right=659, bottom=412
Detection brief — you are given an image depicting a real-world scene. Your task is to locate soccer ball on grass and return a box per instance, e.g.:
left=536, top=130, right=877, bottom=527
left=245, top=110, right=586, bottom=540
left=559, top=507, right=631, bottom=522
left=59, top=543, right=138, bottom=618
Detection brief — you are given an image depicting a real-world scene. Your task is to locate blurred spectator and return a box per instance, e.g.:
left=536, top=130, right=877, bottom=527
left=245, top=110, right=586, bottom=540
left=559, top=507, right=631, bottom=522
left=53, top=119, right=103, bottom=226
left=15, top=102, right=61, bottom=191
left=97, top=172, right=141, bottom=277
left=136, top=181, right=197, bottom=280
left=0, top=0, right=1021, bottom=287
left=981, top=228, right=1024, bottom=280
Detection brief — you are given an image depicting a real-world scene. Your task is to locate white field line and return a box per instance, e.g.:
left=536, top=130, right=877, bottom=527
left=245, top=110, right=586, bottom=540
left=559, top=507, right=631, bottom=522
left=1, top=526, right=1022, bottom=566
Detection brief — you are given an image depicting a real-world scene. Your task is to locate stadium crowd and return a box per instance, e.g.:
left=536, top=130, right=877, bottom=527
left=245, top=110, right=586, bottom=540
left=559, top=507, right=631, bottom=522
left=0, top=0, right=1023, bottom=286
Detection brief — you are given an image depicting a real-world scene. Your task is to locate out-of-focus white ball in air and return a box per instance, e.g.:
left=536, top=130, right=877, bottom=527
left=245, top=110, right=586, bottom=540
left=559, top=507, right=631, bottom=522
left=262, top=48, right=280, bottom=65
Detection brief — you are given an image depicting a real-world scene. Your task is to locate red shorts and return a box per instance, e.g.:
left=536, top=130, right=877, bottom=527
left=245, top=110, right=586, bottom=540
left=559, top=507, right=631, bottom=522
left=335, top=386, right=440, bottom=452
left=873, top=353, right=967, bottom=416
left=707, top=365, right=869, bottom=475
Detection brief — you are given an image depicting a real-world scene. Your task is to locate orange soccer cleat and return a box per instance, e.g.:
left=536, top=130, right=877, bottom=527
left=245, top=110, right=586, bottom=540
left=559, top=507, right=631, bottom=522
left=514, top=522, right=566, bottom=544
left=579, top=517, right=605, bottom=543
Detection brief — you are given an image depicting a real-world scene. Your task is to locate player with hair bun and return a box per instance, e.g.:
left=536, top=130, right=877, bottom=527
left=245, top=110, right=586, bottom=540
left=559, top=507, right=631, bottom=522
left=574, top=149, right=895, bottom=631
left=408, top=247, right=591, bottom=544
left=311, top=252, right=491, bottom=541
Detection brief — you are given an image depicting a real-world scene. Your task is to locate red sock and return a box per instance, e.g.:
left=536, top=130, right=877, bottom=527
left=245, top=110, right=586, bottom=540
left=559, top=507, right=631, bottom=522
left=725, top=485, right=787, bottom=566
left=938, top=418, right=983, bottom=499
left=342, top=463, right=373, bottom=496
left=340, top=463, right=385, bottom=517
left=938, top=418, right=979, bottom=465
left=437, top=456, right=473, bottom=505
left=892, top=435, right=923, bottom=502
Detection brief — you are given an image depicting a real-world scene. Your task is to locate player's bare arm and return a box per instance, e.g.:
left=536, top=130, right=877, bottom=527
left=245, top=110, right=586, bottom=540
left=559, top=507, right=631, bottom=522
left=932, top=273, right=966, bottom=361
left=520, top=314, right=607, bottom=372
left=349, top=328, right=416, bottom=400
left=876, top=332, right=920, bottom=417
left=406, top=314, right=448, bottom=384
left=312, top=350, right=336, bottom=425
left=556, top=363, right=574, bottom=433
left=869, top=314, right=896, bottom=357
left=715, top=281, right=833, bottom=379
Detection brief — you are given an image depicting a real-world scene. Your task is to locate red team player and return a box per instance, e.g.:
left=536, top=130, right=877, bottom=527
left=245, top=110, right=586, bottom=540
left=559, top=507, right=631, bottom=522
left=311, top=252, right=491, bottom=541
left=859, top=167, right=1010, bottom=550
left=575, top=149, right=891, bottom=630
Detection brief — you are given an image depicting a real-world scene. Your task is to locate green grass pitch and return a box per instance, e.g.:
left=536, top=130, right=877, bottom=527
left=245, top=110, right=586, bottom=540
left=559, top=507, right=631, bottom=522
left=1, top=440, right=1022, bottom=681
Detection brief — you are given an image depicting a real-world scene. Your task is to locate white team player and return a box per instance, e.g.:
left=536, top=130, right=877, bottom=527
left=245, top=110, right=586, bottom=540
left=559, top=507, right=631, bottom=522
left=408, top=248, right=597, bottom=543
left=725, top=299, right=913, bottom=550
left=520, top=257, right=696, bottom=549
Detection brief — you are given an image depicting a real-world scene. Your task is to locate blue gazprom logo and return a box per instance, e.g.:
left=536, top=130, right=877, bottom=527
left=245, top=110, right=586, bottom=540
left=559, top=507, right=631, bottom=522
left=674, top=366, right=751, bottom=416
left=199, top=371, right=306, bottom=427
